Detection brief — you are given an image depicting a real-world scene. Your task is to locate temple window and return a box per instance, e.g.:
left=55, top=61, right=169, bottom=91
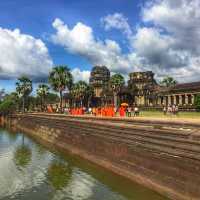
left=161, top=96, right=164, bottom=104
left=182, top=95, right=185, bottom=104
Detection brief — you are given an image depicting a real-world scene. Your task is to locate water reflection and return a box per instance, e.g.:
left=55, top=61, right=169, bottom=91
left=7, top=131, right=18, bottom=142
left=14, top=135, right=32, bottom=169
left=47, top=160, right=72, bottom=190
left=0, top=128, right=170, bottom=200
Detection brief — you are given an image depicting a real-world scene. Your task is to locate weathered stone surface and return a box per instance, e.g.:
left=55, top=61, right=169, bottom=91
left=3, top=113, right=200, bottom=200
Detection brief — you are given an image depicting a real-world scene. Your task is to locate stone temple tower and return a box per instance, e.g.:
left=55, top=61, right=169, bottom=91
left=89, top=66, right=110, bottom=98
left=128, top=71, right=157, bottom=106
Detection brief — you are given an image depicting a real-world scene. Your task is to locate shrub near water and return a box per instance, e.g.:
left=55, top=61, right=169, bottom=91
left=0, top=99, right=16, bottom=115
left=194, top=94, right=200, bottom=111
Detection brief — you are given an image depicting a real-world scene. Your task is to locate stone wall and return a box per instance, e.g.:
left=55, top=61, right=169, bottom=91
left=4, top=114, right=200, bottom=200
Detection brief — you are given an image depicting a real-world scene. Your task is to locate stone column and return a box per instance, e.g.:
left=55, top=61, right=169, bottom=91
left=191, top=94, right=195, bottom=105
left=185, top=94, right=189, bottom=105
left=174, top=95, right=176, bottom=105
left=179, top=95, right=182, bottom=105
left=163, top=96, right=166, bottom=105
left=168, top=95, right=171, bottom=105
left=158, top=96, right=162, bottom=105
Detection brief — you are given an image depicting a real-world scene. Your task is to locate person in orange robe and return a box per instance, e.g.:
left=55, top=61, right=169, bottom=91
left=98, top=108, right=100, bottom=116
left=111, top=107, right=114, bottom=117
left=81, top=107, right=84, bottom=115
left=119, top=106, right=125, bottom=117
left=102, top=107, right=104, bottom=116
left=47, top=105, right=53, bottom=113
left=104, top=107, right=106, bottom=116
left=108, top=107, right=111, bottom=117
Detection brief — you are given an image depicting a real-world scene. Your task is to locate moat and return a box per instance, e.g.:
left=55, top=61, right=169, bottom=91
left=0, top=127, right=169, bottom=200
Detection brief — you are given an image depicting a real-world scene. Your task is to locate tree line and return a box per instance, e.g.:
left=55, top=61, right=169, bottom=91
left=0, top=65, right=128, bottom=114
left=1, top=65, right=199, bottom=114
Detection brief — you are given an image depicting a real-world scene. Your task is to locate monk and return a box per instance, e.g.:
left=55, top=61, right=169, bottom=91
left=47, top=105, right=53, bottom=113
left=111, top=106, right=115, bottom=117
left=102, top=107, right=105, bottom=116
left=92, top=107, right=96, bottom=116
left=119, top=106, right=125, bottom=117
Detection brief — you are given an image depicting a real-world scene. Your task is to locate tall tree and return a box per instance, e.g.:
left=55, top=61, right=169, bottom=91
left=109, top=74, right=125, bottom=109
left=49, top=66, right=73, bottom=109
left=71, top=81, right=91, bottom=107
left=77, top=81, right=88, bottom=106
left=16, top=76, right=32, bottom=112
left=45, top=92, right=60, bottom=104
left=160, top=76, right=177, bottom=87
left=36, top=84, right=49, bottom=111
left=86, top=85, right=94, bottom=108
left=71, top=83, right=79, bottom=107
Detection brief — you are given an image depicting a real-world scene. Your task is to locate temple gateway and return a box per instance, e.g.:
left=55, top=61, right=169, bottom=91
left=89, top=66, right=200, bottom=109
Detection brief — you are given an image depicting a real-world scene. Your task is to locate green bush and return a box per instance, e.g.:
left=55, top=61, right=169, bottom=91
left=194, top=94, right=200, bottom=111
left=0, top=99, right=16, bottom=115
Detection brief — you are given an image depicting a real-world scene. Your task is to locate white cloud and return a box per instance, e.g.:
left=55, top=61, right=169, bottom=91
left=51, top=0, right=200, bottom=83
left=101, top=13, right=133, bottom=38
left=71, top=68, right=90, bottom=83
left=0, top=27, right=53, bottom=81
left=142, top=0, right=200, bottom=55
left=138, top=0, right=200, bottom=81
left=51, top=18, right=140, bottom=76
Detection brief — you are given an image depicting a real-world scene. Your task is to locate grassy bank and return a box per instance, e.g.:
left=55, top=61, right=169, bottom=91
left=139, top=111, right=200, bottom=119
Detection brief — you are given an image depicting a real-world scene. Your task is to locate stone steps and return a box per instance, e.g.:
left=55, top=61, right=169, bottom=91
left=27, top=115, right=191, bottom=139
left=23, top=115, right=200, bottom=162
left=12, top=114, right=200, bottom=200
left=62, top=123, right=200, bottom=161
left=25, top=113, right=200, bottom=129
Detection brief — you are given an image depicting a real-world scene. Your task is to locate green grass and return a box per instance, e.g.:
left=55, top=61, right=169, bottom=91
left=139, top=111, right=200, bottom=119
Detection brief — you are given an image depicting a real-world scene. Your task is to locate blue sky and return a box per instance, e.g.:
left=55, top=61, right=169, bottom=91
left=0, top=0, right=200, bottom=93
left=0, top=0, right=142, bottom=92
left=0, top=0, right=140, bottom=64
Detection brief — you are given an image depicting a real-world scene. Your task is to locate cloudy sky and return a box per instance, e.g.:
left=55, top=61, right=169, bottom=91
left=0, top=0, right=200, bottom=92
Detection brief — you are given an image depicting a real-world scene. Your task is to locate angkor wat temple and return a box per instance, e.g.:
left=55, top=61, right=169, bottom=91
left=89, top=66, right=200, bottom=109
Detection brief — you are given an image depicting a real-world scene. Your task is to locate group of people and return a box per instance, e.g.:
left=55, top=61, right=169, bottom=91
left=87, top=106, right=140, bottom=117
left=121, top=106, right=140, bottom=117
left=163, top=105, right=179, bottom=115
left=47, top=104, right=140, bottom=117
left=45, top=103, right=181, bottom=117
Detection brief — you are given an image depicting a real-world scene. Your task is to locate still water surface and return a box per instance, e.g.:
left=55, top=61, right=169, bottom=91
left=0, top=128, right=170, bottom=200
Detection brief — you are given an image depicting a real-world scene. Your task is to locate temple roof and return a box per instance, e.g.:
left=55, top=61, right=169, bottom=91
left=173, top=81, right=200, bottom=90
left=159, top=81, right=200, bottom=94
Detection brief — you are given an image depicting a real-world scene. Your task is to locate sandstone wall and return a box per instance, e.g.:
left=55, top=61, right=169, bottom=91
left=6, top=114, right=200, bottom=200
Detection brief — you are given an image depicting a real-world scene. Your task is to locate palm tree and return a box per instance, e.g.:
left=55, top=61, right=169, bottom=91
left=160, top=76, right=177, bottom=87
left=16, top=76, right=32, bottom=112
left=49, top=66, right=73, bottom=109
left=86, top=85, right=94, bottom=108
left=71, top=83, right=79, bottom=107
left=109, top=73, right=125, bottom=109
left=71, top=81, right=90, bottom=107
left=77, top=81, right=89, bottom=106
left=36, top=84, right=49, bottom=111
